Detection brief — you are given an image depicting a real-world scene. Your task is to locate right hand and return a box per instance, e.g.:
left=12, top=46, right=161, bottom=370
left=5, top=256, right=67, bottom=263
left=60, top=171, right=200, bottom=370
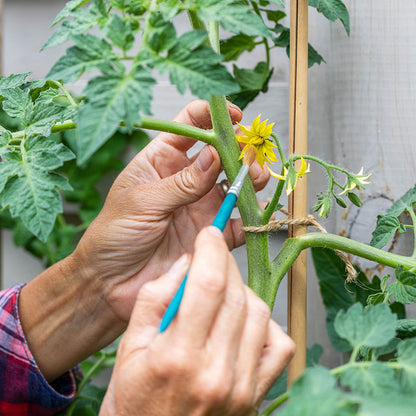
left=99, top=227, right=295, bottom=416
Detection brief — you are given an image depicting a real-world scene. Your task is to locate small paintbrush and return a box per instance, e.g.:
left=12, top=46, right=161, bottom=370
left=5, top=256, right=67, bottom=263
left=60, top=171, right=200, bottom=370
left=159, top=147, right=257, bottom=332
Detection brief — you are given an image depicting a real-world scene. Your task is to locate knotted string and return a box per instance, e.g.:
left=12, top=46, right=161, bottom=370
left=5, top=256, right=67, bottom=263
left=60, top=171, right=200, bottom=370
left=242, top=211, right=358, bottom=282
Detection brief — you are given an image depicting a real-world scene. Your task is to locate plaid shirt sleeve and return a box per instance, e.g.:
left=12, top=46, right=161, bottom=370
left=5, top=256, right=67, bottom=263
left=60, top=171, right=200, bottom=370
left=0, top=284, right=82, bottom=416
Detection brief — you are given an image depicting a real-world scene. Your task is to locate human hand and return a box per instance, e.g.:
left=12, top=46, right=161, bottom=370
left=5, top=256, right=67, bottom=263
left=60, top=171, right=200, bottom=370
left=99, top=227, right=295, bottom=416
left=72, top=100, right=270, bottom=323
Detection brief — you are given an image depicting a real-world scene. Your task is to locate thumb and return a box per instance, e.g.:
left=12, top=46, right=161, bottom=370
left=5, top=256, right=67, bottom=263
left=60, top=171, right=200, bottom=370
left=124, top=254, right=191, bottom=343
left=153, top=145, right=221, bottom=212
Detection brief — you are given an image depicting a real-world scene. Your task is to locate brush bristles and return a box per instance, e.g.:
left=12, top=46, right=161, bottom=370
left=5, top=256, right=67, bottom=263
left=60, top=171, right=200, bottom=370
left=243, top=145, right=257, bottom=167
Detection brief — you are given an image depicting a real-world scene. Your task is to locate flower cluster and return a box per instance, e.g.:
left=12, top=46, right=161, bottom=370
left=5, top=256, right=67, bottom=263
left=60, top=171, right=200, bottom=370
left=236, top=114, right=309, bottom=195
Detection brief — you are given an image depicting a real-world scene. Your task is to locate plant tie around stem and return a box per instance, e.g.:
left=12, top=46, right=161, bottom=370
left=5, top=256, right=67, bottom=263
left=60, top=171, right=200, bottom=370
left=242, top=212, right=358, bottom=282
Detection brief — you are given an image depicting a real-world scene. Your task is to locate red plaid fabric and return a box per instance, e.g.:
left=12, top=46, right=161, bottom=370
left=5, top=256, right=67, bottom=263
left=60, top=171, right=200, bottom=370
left=0, top=285, right=81, bottom=415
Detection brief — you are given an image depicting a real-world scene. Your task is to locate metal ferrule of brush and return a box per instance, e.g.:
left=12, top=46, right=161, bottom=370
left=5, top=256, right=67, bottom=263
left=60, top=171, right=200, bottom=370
left=227, top=164, right=250, bottom=197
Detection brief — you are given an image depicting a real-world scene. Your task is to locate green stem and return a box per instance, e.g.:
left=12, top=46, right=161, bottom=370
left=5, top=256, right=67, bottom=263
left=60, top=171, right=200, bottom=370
left=50, top=80, right=77, bottom=107
left=267, top=232, right=416, bottom=310
left=140, top=0, right=157, bottom=48
left=406, top=207, right=416, bottom=258
left=66, top=354, right=107, bottom=416
left=187, top=10, right=207, bottom=32
left=263, top=167, right=285, bottom=224
left=11, top=118, right=216, bottom=145
left=260, top=392, right=289, bottom=416
left=349, top=346, right=361, bottom=363
left=206, top=21, right=270, bottom=299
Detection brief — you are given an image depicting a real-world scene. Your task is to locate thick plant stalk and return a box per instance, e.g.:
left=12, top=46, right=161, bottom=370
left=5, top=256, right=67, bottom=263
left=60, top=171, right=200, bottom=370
left=287, top=0, right=309, bottom=386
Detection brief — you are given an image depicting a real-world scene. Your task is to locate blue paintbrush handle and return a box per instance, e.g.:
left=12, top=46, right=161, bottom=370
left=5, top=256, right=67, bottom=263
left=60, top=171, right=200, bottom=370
left=159, top=165, right=249, bottom=333
left=159, top=193, right=237, bottom=333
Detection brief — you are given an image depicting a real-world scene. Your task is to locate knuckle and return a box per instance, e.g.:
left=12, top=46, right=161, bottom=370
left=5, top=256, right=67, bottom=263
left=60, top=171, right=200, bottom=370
left=136, top=281, right=159, bottom=304
left=225, top=287, right=247, bottom=313
left=192, top=374, right=231, bottom=406
left=173, top=169, right=197, bottom=197
left=231, top=383, right=255, bottom=412
left=247, top=291, right=271, bottom=321
left=197, top=269, right=227, bottom=296
left=282, top=336, right=296, bottom=359
left=252, top=298, right=271, bottom=321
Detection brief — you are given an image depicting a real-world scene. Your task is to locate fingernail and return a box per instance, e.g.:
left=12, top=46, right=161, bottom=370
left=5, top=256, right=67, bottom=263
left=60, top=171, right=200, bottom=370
left=167, top=254, right=191, bottom=277
left=197, top=146, right=214, bottom=172
left=207, top=225, right=224, bottom=239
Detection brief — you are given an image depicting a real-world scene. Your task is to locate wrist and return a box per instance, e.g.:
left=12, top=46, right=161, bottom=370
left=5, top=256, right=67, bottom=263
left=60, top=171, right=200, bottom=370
left=19, top=252, right=125, bottom=382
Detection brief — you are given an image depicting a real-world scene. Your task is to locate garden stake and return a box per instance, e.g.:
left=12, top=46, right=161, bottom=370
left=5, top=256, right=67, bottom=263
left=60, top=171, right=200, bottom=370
left=287, top=0, right=309, bottom=386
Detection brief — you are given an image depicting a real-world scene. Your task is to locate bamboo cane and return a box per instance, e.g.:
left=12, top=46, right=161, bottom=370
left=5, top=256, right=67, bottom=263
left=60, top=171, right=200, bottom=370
left=287, top=0, right=308, bottom=386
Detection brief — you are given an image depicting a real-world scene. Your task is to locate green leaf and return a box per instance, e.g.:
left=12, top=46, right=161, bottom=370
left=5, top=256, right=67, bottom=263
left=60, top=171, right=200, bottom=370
left=0, top=73, right=31, bottom=91
left=396, top=319, right=416, bottom=339
left=388, top=266, right=416, bottom=304
left=396, top=338, right=416, bottom=393
left=358, top=395, right=416, bottom=416
left=229, top=62, right=272, bottom=109
left=1, top=88, right=32, bottom=121
left=309, top=0, right=350, bottom=35
left=386, top=183, right=416, bottom=217
left=155, top=30, right=239, bottom=100
left=370, top=215, right=402, bottom=249
left=26, top=89, right=75, bottom=137
left=0, top=137, right=74, bottom=242
left=47, top=34, right=118, bottom=83
left=312, top=247, right=382, bottom=351
left=197, top=0, right=271, bottom=38
left=110, top=0, right=126, bottom=10
left=77, top=67, right=156, bottom=164
left=334, top=303, right=397, bottom=350
left=265, top=10, right=286, bottom=24
left=104, top=14, right=135, bottom=51
left=268, top=0, right=285, bottom=8
left=0, top=130, right=12, bottom=156
left=147, top=21, right=177, bottom=53
left=340, top=362, right=399, bottom=397
left=265, top=343, right=322, bottom=401
left=51, top=0, right=90, bottom=27
left=308, top=43, right=326, bottom=67
left=43, top=5, right=104, bottom=49
left=220, top=34, right=256, bottom=62
left=279, top=367, right=355, bottom=416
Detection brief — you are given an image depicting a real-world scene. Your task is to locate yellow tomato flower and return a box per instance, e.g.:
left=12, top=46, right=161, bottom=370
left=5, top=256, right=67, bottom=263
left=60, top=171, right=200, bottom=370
left=236, top=114, right=278, bottom=167
left=269, top=157, right=311, bottom=195
left=339, top=167, right=371, bottom=195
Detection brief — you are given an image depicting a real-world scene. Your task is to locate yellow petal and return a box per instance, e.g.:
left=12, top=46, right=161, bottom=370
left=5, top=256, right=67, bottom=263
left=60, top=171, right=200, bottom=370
left=252, top=114, right=261, bottom=131
left=263, top=122, right=275, bottom=138
left=236, top=134, right=250, bottom=144
left=256, top=151, right=267, bottom=168
left=259, top=119, right=269, bottom=135
left=237, top=123, right=254, bottom=137
left=268, top=167, right=287, bottom=181
left=296, top=157, right=311, bottom=177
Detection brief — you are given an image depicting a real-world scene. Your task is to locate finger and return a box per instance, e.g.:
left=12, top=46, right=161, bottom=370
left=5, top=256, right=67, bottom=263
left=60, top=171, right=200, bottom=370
left=254, top=321, right=296, bottom=404
left=124, top=254, right=191, bottom=345
left=175, top=227, right=229, bottom=347
left=149, top=145, right=221, bottom=213
left=249, top=162, right=271, bottom=192
left=207, top=254, right=247, bottom=365
left=160, top=100, right=243, bottom=152
left=237, top=287, right=271, bottom=374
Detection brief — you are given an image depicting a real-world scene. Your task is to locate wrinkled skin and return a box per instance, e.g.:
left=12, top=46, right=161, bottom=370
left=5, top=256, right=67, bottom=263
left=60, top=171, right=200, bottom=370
left=73, top=100, right=270, bottom=322
left=100, top=227, right=295, bottom=416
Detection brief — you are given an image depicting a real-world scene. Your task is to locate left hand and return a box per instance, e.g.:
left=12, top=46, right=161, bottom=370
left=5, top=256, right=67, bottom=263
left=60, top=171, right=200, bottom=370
left=71, top=100, right=270, bottom=323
